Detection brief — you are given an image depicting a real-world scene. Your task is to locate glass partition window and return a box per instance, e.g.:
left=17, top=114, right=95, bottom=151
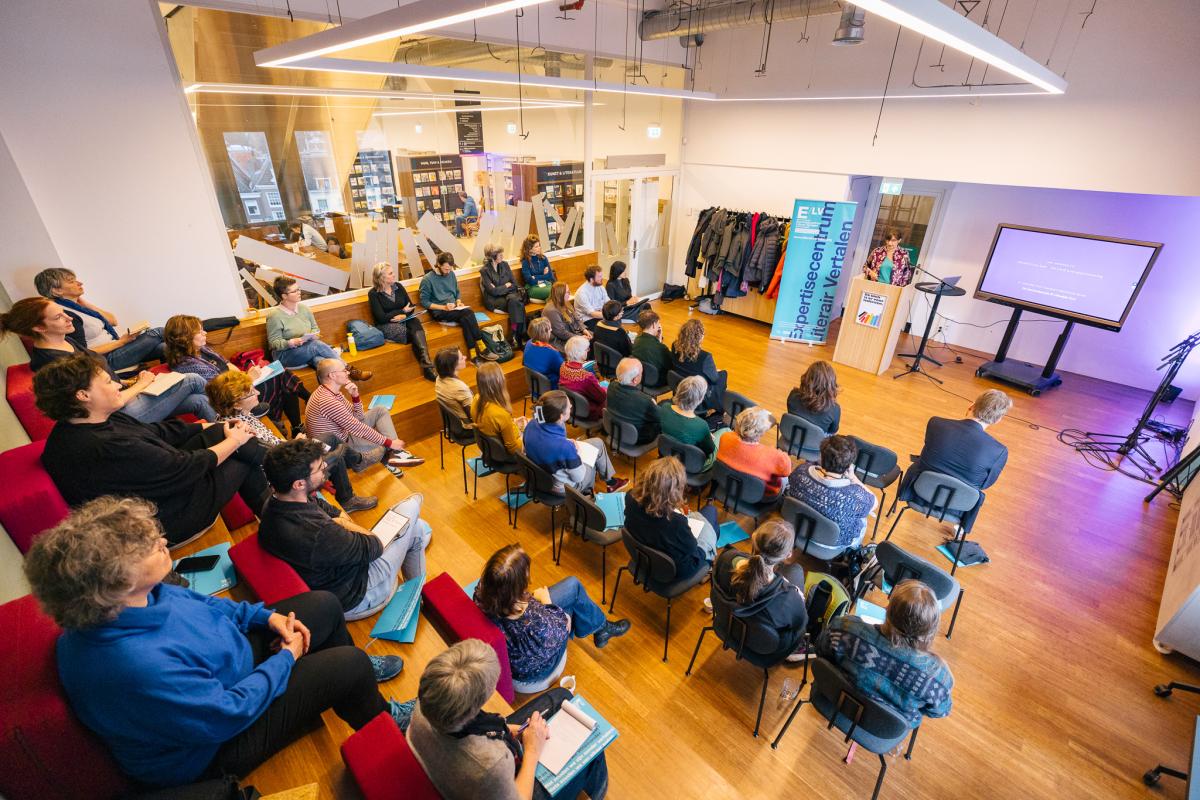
left=295, top=131, right=344, bottom=214
left=223, top=132, right=283, bottom=223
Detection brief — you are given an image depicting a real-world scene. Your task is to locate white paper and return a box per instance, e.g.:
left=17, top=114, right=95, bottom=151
left=538, top=699, right=597, bottom=775
left=371, top=507, right=411, bottom=548
left=140, top=371, right=185, bottom=397
left=687, top=516, right=706, bottom=539
left=574, top=439, right=599, bottom=468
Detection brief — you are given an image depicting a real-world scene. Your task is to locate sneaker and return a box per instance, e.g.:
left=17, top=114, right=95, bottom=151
left=370, top=654, right=404, bottom=682
left=340, top=495, right=379, bottom=513
left=390, top=698, right=417, bottom=732
left=388, top=449, right=426, bottom=467
left=478, top=349, right=501, bottom=362
left=250, top=402, right=271, bottom=418
left=605, top=477, right=629, bottom=492
left=385, top=464, right=405, bottom=479
left=785, top=651, right=813, bottom=663
left=592, top=618, right=631, bottom=648
left=702, top=597, right=713, bottom=614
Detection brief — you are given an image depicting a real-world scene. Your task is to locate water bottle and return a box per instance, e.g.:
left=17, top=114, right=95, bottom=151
left=347, top=333, right=358, bottom=356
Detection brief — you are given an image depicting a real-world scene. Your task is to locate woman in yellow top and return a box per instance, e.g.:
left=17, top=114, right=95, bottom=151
left=471, top=361, right=525, bottom=455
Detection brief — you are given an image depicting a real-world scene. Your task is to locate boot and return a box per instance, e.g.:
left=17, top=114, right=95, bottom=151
left=411, top=329, right=437, bottom=382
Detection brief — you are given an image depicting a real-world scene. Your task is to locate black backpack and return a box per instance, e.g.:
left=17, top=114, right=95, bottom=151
left=481, top=324, right=515, bottom=363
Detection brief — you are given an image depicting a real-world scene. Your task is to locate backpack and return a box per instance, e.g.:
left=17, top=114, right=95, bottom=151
left=231, top=349, right=268, bottom=371
left=804, top=571, right=851, bottom=639
left=347, top=319, right=385, bottom=350
left=661, top=282, right=686, bottom=302
left=481, top=324, right=515, bottom=363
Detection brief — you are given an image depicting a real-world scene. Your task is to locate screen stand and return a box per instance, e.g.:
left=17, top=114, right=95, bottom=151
left=975, top=308, right=1071, bottom=396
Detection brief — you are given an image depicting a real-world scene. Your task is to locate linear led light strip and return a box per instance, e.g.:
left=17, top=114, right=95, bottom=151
left=184, top=82, right=580, bottom=107
left=373, top=101, right=594, bottom=116
left=715, top=89, right=1051, bottom=102
left=254, top=0, right=557, bottom=67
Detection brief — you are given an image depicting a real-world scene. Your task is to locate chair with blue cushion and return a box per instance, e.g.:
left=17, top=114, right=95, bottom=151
left=885, top=470, right=982, bottom=576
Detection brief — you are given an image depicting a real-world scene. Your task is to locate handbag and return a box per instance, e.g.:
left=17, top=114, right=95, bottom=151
left=231, top=349, right=268, bottom=371
left=660, top=283, right=686, bottom=302
left=347, top=319, right=385, bottom=350
left=481, top=324, right=515, bottom=363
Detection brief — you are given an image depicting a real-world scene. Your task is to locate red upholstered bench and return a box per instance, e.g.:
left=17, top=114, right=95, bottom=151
left=341, top=711, right=443, bottom=800
left=0, top=594, right=131, bottom=800
left=6, top=363, right=53, bottom=441
left=421, top=571, right=514, bottom=703
left=229, top=533, right=310, bottom=605
left=0, top=440, right=70, bottom=554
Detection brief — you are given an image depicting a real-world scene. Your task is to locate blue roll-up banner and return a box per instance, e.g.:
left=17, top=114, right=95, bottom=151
left=770, top=198, right=858, bottom=344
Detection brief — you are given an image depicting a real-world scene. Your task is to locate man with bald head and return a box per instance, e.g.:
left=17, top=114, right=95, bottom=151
left=606, top=357, right=661, bottom=446
left=304, top=358, right=424, bottom=477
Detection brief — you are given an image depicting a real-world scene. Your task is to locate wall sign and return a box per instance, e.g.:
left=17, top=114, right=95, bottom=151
left=455, top=90, right=484, bottom=155
left=770, top=198, right=859, bottom=344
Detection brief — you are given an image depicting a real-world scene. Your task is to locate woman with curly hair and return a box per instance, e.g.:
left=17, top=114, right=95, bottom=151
left=519, top=234, right=556, bottom=301
left=622, top=457, right=719, bottom=581
left=786, top=360, right=841, bottom=435
left=164, top=314, right=309, bottom=436
left=670, top=318, right=726, bottom=419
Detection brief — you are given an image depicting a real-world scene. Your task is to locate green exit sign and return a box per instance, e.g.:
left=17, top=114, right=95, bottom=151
left=880, top=178, right=904, bottom=195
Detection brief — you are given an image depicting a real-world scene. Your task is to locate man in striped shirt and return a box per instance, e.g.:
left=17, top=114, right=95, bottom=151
left=305, top=359, right=424, bottom=478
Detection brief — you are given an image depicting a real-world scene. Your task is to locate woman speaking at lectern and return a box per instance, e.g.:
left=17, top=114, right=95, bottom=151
left=862, top=229, right=913, bottom=286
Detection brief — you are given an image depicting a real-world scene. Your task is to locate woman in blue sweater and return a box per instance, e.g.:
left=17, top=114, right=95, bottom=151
left=23, top=497, right=404, bottom=788
left=520, top=234, right=556, bottom=301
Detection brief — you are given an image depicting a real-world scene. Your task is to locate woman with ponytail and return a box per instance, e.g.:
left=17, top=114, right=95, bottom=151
left=713, top=520, right=809, bottom=661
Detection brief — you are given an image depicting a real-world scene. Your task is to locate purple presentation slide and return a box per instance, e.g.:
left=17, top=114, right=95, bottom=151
left=979, top=228, right=1158, bottom=323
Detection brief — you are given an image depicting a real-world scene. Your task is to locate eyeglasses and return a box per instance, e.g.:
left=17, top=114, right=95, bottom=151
left=236, top=392, right=258, bottom=403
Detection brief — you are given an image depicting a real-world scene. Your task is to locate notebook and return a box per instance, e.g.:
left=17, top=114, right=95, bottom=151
left=535, top=696, right=618, bottom=796
left=368, top=394, right=396, bottom=411
left=854, top=598, right=887, bottom=625
left=574, top=439, right=600, bottom=468
left=594, top=491, right=626, bottom=529
left=140, top=371, right=185, bottom=397
left=252, top=360, right=284, bottom=386
left=371, top=505, right=412, bottom=548
left=368, top=575, right=424, bottom=643
left=172, top=542, right=236, bottom=596
left=687, top=516, right=707, bottom=539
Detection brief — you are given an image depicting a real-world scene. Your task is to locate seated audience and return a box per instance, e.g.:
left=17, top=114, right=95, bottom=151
left=34, top=353, right=266, bottom=544
left=559, top=335, right=606, bottom=421
left=34, top=267, right=166, bottom=373
left=524, top=390, right=625, bottom=494
left=785, top=435, right=877, bottom=549
left=624, top=457, right=718, bottom=579
left=658, top=375, right=719, bottom=468
left=473, top=362, right=524, bottom=455
left=435, top=346, right=474, bottom=422
left=207, top=371, right=377, bottom=513
left=480, top=244, right=528, bottom=348
left=786, top=360, right=841, bottom=435
left=474, top=544, right=630, bottom=689
left=289, top=219, right=328, bottom=250
left=592, top=301, right=633, bottom=359
left=574, top=266, right=609, bottom=331
left=420, top=252, right=499, bottom=364
left=897, top=388, right=1011, bottom=532
left=606, top=358, right=660, bottom=445
left=605, top=260, right=649, bottom=321
left=23, top=497, right=402, bottom=789
left=266, top=276, right=348, bottom=373
left=520, top=234, right=556, bottom=302
left=818, top=580, right=954, bottom=726
left=368, top=262, right=436, bottom=382
left=716, top=407, right=792, bottom=497
left=304, top=358, right=422, bottom=477
left=2, top=297, right=216, bottom=422
left=453, top=190, right=479, bottom=237
left=543, top=281, right=588, bottom=350
left=259, top=439, right=431, bottom=619
left=406, top=639, right=609, bottom=800
left=165, top=313, right=309, bottom=436
left=522, top=317, right=564, bottom=389
left=713, top=520, right=808, bottom=661
left=631, top=309, right=672, bottom=385
left=672, top=318, right=727, bottom=419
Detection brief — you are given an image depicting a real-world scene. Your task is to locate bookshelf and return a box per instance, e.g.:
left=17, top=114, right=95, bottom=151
left=394, top=153, right=465, bottom=230
left=348, top=150, right=396, bottom=214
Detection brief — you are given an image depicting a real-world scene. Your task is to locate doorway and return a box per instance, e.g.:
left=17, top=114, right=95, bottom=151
left=589, top=169, right=677, bottom=297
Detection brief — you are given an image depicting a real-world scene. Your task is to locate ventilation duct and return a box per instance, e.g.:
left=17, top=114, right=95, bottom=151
left=638, top=0, right=841, bottom=42
left=832, top=4, right=865, bottom=44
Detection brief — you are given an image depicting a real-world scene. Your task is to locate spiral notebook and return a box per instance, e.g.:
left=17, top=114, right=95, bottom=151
left=535, top=696, right=618, bottom=796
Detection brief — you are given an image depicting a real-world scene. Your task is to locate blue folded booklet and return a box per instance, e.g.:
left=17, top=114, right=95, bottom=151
left=173, top=542, right=236, bottom=596
left=593, top=491, right=626, bottom=529
left=536, top=695, right=618, bottom=796
left=369, top=574, right=424, bottom=643
left=369, top=394, right=396, bottom=411
left=251, top=360, right=284, bottom=387
left=475, top=311, right=491, bottom=323
left=715, top=520, right=750, bottom=548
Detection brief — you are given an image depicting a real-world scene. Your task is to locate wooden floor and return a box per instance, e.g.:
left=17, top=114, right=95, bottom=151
left=182, top=300, right=1200, bottom=799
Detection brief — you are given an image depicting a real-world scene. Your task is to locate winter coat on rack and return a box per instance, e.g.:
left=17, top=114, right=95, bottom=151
left=766, top=221, right=790, bottom=299
left=685, top=207, right=716, bottom=278
left=719, top=217, right=752, bottom=299
left=744, top=216, right=782, bottom=291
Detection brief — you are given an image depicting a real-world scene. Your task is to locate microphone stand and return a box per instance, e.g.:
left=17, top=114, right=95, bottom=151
left=894, top=266, right=965, bottom=383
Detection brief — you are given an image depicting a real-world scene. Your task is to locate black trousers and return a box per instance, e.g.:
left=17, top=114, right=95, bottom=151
left=430, top=307, right=484, bottom=350
left=486, top=292, right=527, bottom=334
left=166, top=425, right=270, bottom=544
left=205, top=591, right=388, bottom=779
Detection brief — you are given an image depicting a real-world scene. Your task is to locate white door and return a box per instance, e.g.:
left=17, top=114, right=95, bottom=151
left=590, top=169, right=677, bottom=297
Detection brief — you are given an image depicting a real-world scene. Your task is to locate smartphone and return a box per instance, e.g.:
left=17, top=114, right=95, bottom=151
left=533, top=405, right=545, bottom=423
left=175, top=554, right=220, bottom=574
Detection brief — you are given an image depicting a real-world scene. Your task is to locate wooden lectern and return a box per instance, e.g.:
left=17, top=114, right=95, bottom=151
left=832, top=276, right=915, bottom=375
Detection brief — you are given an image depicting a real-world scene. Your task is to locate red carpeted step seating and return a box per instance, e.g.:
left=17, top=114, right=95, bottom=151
left=341, top=711, right=443, bottom=800
left=228, top=533, right=310, bottom=605
left=0, top=594, right=131, bottom=800
left=6, top=363, right=52, bottom=442
left=420, top=571, right=514, bottom=703
left=0, top=440, right=70, bottom=554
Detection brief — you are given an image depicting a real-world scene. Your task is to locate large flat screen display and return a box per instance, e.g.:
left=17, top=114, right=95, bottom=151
left=974, top=224, right=1162, bottom=331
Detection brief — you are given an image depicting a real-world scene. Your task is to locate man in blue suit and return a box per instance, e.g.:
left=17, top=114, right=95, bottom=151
left=896, top=389, right=1012, bottom=534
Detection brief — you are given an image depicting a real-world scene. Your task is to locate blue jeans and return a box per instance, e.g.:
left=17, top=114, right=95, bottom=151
left=275, top=339, right=338, bottom=370
left=548, top=575, right=607, bottom=639
left=105, top=327, right=166, bottom=372
left=123, top=372, right=217, bottom=422
left=345, top=495, right=432, bottom=620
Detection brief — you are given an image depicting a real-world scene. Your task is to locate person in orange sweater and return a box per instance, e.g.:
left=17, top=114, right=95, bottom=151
left=716, top=406, right=792, bottom=496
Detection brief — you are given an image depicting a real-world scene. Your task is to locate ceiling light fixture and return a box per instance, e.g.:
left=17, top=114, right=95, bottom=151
left=373, top=101, right=590, bottom=117
left=647, top=124, right=663, bottom=138
left=183, top=82, right=580, bottom=107
left=506, top=122, right=518, bottom=134
left=850, top=0, right=1066, bottom=94
left=715, top=89, right=1051, bottom=102
left=414, top=123, right=423, bottom=133
left=254, top=0, right=556, bottom=67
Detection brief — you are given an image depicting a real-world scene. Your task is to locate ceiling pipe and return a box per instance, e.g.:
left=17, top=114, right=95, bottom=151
left=639, top=0, right=841, bottom=42
left=832, top=4, right=866, bottom=44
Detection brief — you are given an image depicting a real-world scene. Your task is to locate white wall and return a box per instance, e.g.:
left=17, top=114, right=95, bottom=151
left=906, top=185, right=1200, bottom=399
left=683, top=0, right=1200, bottom=197
left=0, top=0, right=246, bottom=324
